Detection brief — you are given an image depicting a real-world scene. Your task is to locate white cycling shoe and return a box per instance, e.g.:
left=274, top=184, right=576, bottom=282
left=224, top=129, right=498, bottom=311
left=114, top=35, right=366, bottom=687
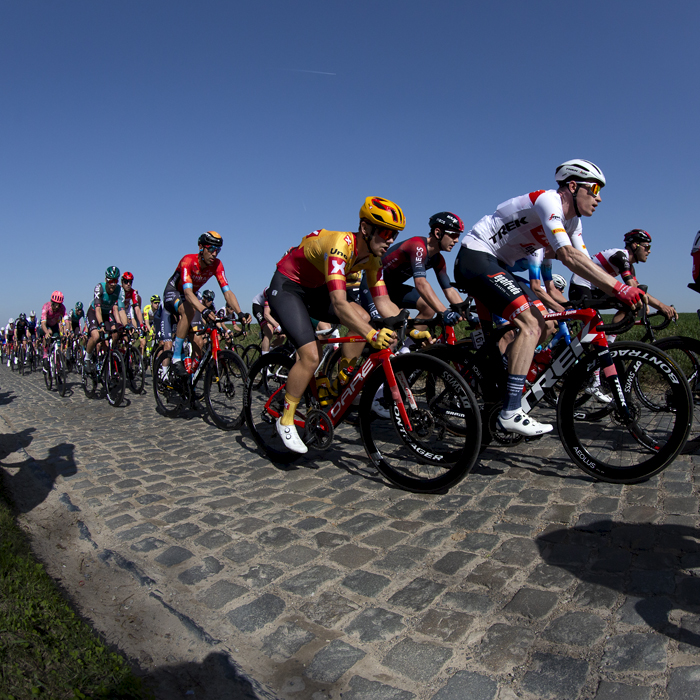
left=371, top=398, right=392, bottom=419
left=276, top=418, right=308, bottom=454
left=497, top=409, right=553, bottom=436
left=584, top=386, right=613, bottom=404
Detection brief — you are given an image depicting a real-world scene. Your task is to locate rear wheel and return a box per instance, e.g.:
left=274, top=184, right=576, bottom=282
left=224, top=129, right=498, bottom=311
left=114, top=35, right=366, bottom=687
left=244, top=353, right=309, bottom=464
left=359, top=353, right=482, bottom=493
left=43, top=355, right=53, bottom=390
left=104, top=350, right=126, bottom=406
left=243, top=343, right=261, bottom=369
left=153, top=350, right=189, bottom=416
left=558, top=341, right=692, bottom=483
left=204, top=350, right=247, bottom=430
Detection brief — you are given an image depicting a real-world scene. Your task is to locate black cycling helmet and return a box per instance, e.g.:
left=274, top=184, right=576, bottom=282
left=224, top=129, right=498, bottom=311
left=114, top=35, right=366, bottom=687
left=202, top=289, right=215, bottom=302
left=18, top=312, right=26, bottom=321
left=624, top=229, right=652, bottom=246
left=429, top=212, right=465, bottom=236
left=198, top=231, right=223, bottom=248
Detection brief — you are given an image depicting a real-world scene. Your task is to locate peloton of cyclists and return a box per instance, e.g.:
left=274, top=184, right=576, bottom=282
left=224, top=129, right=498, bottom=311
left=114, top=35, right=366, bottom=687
left=454, top=159, right=644, bottom=437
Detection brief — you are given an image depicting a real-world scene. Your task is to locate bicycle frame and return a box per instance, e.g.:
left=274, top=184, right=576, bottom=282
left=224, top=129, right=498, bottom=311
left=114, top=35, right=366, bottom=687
left=261, top=335, right=416, bottom=432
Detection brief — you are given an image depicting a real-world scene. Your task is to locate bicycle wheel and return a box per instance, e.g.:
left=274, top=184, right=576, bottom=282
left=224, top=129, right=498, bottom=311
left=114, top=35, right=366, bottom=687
left=243, top=343, right=261, bottom=369
left=55, top=351, right=68, bottom=397
left=43, top=357, right=53, bottom=390
left=557, top=341, right=692, bottom=483
left=652, top=336, right=700, bottom=445
left=244, top=353, right=308, bottom=464
left=204, top=350, right=247, bottom=430
left=104, top=349, right=126, bottom=407
left=359, top=353, right=482, bottom=493
left=126, top=347, right=145, bottom=394
left=153, top=350, right=190, bottom=416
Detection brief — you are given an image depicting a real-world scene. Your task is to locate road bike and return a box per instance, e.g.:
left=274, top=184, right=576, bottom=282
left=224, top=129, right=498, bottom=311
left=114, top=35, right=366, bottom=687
left=82, top=326, right=126, bottom=407
left=244, top=311, right=482, bottom=493
left=43, top=334, right=68, bottom=397
left=421, top=298, right=693, bottom=483
left=152, top=321, right=247, bottom=430
left=117, top=327, right=145, bottom=394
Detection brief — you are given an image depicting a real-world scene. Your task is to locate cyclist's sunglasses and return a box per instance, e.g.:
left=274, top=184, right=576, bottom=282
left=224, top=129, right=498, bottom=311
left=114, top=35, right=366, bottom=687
left=374, top=226, right=397, bottom=241
left=106, top=278, right=119, bottom=284
left=203, top=244, right=222, bottom=253
left=577, top=182, right=602, bottom=196
left=638, top=243, right=651, bottom=251
left=443, top=230, right=461, bottom=239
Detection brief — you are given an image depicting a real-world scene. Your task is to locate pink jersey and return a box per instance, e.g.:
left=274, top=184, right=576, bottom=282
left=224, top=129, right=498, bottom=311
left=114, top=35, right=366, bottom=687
left=41, top=301, right=66, bottom=327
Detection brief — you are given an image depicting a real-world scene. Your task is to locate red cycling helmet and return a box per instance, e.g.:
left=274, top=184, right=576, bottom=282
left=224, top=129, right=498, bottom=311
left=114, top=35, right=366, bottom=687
left=51, top=291, right=64, bottom=304
left=122, top=271, right=134, bottom=282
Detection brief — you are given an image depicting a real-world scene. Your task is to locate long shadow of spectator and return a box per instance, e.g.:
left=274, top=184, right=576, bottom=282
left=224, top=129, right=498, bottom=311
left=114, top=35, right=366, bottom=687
left=536, top=519, right=700, bottom=648
left=1, top=434, right=77, bottom=513
left=128, top=650, right=266, bottom=700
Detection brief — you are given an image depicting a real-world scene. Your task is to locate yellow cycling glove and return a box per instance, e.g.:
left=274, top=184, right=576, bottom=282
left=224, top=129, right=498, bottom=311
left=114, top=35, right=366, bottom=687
left=365, top=328, right=394, bottom=349
left=408, top=329, right=431, bottom=342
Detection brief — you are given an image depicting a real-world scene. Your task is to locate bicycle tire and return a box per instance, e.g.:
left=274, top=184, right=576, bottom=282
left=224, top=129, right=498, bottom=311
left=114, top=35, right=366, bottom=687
left=10, top=349, right=17, bottom=372
left=55, top=350, right=68, bottom=397
left=43, top=356, right=53, bottom=390
left=243, top=343, right=261, bottom=369
left=126, top=347, right=145, bottom=394
left=17, top=347, right=26, bottom=375
left=204, top=349, right=247, bottom=430
left=244, top=353, right=308, bottom=464
left=152, top=350, right=190, bottom=417
left=82, top=357, right=98, bottom=398
left=104, top=349, right=126, bottom=407
left=557, top=341, right=692, bottom=483
left=359, top=353, right=482, bottom=493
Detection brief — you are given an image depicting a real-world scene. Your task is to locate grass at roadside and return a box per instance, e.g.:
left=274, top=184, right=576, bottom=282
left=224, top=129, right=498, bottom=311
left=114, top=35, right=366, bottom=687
left=0, top=482, right=151, bottom=700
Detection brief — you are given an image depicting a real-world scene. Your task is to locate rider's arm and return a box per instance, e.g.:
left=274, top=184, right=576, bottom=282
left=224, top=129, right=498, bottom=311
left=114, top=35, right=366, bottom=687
left=183, top=286, right=207, bottom=314
left=330, top=289, right=398, bottom=338
left=263, top=305, right=281, bottom=330
left=414, top=277, right=448, bottom=314
left=641, top=292, right=678, bottom=320
left=530, top=276, right=566, bottom=313
left=556, top=246, right=624, bottom=296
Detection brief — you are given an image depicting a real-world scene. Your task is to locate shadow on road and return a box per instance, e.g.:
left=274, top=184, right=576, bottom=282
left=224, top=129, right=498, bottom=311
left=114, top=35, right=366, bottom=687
left=537, top=519, right=700, bottom=648
left=0, top=434, right=77, bottom=513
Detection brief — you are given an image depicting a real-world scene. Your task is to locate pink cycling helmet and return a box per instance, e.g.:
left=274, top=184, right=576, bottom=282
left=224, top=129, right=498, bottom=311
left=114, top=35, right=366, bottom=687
left=51, top=291, right=64, bottom=304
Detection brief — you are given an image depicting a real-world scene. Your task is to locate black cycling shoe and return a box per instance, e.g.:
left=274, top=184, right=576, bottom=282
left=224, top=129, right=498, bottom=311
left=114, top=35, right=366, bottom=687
left=173, top=360, right=188, bottom=377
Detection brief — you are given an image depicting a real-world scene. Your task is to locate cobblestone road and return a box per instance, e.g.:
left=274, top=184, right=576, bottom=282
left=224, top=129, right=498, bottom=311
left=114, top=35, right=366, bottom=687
left=1, top=362, right=700, bottom=699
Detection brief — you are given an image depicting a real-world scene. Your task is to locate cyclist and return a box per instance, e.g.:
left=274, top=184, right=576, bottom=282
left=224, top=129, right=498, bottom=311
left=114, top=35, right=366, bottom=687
left=268, top=196, right=410, bottom=454
left=569, top=229, right=677, bottom=321
left=120, top=271, right=147, bottom=356
left=4, top=320, right=15, bottom=365
left=163, top=231, right=250, bottom=375
left=70, top=302, right=85, bottom=335
left=252, top=287, right=288, bottom=355
left=142, top=294, right=159, bottom=364
left=382, top=211, right=465, bottom=330
left=14, top=313, right=30, bottom=366
left=84, top=267, right=128, bottom=373
left=454, top=159, right=644, bottom=437
left=41, top=292, right=67, bottom=369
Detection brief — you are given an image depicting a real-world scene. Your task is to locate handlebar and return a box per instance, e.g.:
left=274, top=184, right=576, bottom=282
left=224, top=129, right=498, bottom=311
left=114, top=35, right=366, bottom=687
left=563, top=298, right=637, bottom=334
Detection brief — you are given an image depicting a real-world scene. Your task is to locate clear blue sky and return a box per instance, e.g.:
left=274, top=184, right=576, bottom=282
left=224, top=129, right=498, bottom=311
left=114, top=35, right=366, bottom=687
left=2, top=0, right=699, bottom=324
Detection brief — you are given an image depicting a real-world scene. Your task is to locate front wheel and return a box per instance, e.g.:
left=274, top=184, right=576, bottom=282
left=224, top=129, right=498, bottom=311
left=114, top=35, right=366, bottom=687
left=359, top=353, right=482, bottom=493
left=55, top=350, right=68, bottom=396
left=43, top=356, right=53, bottom=390
left=152, top=350, right=189, bottom=416
left=204, top=350, right=247, bottom=430
left=104, top=349, right=126, bottom=407
left=557, top=341, right=692, bottom=483
left=242, top=343, right=261, bottom=369
left=126, top=347, right=145, bottom=394
left=244, top=353, right=308, bottom=464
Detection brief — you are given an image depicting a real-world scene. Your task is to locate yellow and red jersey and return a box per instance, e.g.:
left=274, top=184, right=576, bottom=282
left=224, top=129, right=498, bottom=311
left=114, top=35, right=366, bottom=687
left=277, top=229, right=387, bottom=298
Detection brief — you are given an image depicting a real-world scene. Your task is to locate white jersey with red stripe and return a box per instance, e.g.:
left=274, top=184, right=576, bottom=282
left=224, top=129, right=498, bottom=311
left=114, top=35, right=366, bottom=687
left=461, top=189, right=587, bottom=268
left=571, top=247, right=635, bottom=290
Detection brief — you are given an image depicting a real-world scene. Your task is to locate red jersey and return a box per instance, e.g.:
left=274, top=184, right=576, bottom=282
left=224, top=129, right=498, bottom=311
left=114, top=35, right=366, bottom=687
left=167, top=254, right=230, bottom=294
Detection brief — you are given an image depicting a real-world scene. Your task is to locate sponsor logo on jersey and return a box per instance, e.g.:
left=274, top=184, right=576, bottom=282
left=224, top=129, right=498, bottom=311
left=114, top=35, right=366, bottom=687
left=415, top=246, right=425, bottom=263
left=344, top=235, right=352, bottom=247
left=329, top=247, right=349, bottom=260
left=549, top=214, right=562, bottom=222
left=487, top=272, right=522, bottom=297
left=329, top=257, right=346, bottom=276
left=552, top=227, right=566, bottom=235
left=489, top=217, right=528, bottom=243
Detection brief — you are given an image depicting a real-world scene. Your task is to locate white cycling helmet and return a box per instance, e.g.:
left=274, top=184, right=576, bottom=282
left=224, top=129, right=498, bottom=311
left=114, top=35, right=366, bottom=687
left=555, top=159, right=606, bottom=186
left=551, top=273, right=568, bottom=292
left=8, top=318, right=13, bottom=324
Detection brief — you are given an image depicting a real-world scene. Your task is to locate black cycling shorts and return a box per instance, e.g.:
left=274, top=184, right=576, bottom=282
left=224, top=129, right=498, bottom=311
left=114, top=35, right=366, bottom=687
left=569, top=282, right=605, bottom=303
left=267, top=271, right=341, bottom=349
left=385, top=282, right=422, bottom=310
left=454, top=248, right=540, bottom=322
left=86, top=306, right=117, bottom=334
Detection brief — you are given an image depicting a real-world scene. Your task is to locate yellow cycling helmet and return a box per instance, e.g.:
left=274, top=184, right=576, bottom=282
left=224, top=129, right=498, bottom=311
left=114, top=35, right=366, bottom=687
left=359, top=197, right=406, bottom=232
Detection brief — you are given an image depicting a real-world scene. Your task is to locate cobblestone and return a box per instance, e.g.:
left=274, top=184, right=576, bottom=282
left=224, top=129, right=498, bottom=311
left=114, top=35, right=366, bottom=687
left=3, top=365, right=700, bottom=699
